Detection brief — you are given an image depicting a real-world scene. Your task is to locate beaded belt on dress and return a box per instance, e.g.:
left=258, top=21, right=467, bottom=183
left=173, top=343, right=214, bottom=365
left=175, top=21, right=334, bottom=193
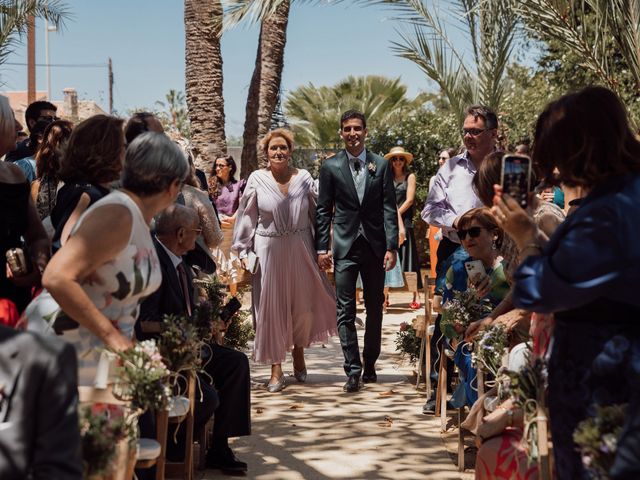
left=255, top=227, right=309, bottom=237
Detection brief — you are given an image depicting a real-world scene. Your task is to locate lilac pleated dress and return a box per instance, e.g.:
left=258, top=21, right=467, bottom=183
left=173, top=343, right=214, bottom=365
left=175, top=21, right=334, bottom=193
left=232, top=169, right=337, bottom=364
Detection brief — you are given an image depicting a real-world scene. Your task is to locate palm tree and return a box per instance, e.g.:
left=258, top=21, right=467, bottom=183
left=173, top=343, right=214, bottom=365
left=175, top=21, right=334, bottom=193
left=0, top=0, right=70, bottom=69
left=223, top=0, right=291, bottom=174
left=516, top=0, right=640, bottom=127
left=353, top=0, right=518, bottom=128
left=155, top=89, right=190, bottom=138
left=184, top=0, right=227, bottom=172
left=285, top=75, right=427, bottom=149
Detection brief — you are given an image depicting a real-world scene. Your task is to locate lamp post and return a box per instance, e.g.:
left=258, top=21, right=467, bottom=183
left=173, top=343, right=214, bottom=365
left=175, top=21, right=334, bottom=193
left=44, top=18, right=57, bottom=101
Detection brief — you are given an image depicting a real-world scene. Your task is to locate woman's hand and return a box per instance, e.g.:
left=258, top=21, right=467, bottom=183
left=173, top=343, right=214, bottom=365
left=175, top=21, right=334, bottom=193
left=472, top=275, right=491, bottom=298
left=398, top=230, right=406, bottom=246
left=103, top=330, right=133, bottom=352
left=491, top=185, right=537, bottom=250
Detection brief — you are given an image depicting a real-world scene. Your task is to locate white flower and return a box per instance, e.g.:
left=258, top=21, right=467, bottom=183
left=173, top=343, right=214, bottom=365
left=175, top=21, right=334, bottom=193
left=367, top=162, right=377, bottom=174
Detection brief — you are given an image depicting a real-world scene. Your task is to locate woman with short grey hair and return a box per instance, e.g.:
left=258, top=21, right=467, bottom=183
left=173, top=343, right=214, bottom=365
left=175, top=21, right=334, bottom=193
left=26, top=132, right=189, bottom=385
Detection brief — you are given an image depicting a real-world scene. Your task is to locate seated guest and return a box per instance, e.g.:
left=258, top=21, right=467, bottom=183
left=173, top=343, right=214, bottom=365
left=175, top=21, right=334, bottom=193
left=136, top=204, right=250, bottom=474
left=0, top=324, right=81, bottom=479
left=442, top=207, right=509, bottom=407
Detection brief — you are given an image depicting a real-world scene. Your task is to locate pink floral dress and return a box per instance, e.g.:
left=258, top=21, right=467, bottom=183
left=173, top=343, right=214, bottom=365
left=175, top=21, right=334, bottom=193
left=25, top=190, right=162, bottom=385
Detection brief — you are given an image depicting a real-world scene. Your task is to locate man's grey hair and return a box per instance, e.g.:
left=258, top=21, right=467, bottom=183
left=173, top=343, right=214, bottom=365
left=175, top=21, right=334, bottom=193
left=122, top=132, right=189, bottom=196
left=465, top=105, right=498, bottom=130
left=155, top=204, right=199, bottom=236
left=0, top=95, right=15, bottom=141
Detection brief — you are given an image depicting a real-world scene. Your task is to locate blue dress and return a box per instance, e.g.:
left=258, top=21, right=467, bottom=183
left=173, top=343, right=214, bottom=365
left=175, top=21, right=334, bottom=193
left=512, top=173, right=640, bottom=479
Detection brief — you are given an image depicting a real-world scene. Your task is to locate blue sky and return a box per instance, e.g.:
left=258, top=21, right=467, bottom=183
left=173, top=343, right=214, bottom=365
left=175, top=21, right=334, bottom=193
left=1, top=1, right=460, bottom=136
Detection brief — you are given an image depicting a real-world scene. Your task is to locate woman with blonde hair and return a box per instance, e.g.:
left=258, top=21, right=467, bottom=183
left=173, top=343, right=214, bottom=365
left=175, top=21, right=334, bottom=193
left=233, top=128, right=336, bottom=392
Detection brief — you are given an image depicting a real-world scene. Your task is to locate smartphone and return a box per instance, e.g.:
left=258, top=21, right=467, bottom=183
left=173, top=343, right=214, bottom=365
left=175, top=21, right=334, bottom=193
left=465, top=260, right=488, bottom=286
left=501, top=154, right=532, bottom=208
left=220, top=297, right=242, bottom=322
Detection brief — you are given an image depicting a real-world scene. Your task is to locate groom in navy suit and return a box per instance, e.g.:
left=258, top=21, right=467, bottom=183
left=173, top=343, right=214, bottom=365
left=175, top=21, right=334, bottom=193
left=316, top=110, right=399, bottom=393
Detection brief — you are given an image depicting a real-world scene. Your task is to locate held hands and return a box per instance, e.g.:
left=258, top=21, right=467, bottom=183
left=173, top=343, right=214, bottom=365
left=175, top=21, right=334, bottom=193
left=383, top=250, right=397, bottom=271
left=317, top=252, right=333, bottom=271
left=491, top=185, right=537, bottom=250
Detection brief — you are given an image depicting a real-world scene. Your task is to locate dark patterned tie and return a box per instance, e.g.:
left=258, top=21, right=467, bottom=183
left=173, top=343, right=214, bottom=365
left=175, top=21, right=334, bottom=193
left=176, top=262, right=192, bottom=316
left=353, top=159, right=361, bottom=173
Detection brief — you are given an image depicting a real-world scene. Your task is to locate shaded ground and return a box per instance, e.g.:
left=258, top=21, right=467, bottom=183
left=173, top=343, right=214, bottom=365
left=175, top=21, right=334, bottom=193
left=198, top=291, right=474, bottom=479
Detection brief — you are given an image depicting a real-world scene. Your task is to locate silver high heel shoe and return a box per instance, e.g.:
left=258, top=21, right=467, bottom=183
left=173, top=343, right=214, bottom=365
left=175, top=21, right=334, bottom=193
left=267, top=375, right=286, bottom=393
left=293, top=368, right=307, bottom=383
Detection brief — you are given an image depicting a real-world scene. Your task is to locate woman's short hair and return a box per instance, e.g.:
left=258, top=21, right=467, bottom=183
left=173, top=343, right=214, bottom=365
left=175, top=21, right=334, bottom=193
left=458, top=207, right=504, bottom=249
left=122, top=132, right=189, bottom=196
left=533, top=86, right=640, bottom=188
left=473, top=150, right=538, bottom=207
left=35, top=119, right=73, bottom=179
left=58, top=115, right=124, bottom=185
left=124, top=112, right=155, bottom=145
left=260, top=128, right=294, bottom=157
left=0, top=95, right=15, bottom=140
left=212, top=155, right=238, bottom=180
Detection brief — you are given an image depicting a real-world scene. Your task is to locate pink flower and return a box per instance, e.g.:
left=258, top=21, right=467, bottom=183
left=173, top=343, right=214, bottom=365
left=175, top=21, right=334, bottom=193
left=400, top=322, right=408, bottom=332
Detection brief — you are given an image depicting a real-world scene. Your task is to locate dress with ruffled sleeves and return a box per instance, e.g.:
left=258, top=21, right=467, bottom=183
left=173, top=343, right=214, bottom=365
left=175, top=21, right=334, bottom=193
left=232, top=169, right=337, bottom=364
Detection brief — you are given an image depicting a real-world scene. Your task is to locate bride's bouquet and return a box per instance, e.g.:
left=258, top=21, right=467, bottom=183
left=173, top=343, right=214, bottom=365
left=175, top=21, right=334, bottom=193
left=440, top=288, right=492, bottom=340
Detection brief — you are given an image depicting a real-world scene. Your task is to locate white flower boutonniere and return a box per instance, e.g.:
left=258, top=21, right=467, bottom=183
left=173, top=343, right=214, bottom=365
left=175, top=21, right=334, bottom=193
left=367, top=162, right=377, bottom=175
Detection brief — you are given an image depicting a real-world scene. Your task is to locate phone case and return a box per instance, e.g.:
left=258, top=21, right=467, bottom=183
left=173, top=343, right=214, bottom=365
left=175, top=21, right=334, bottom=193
left=465, top=260, right=487, bottom=285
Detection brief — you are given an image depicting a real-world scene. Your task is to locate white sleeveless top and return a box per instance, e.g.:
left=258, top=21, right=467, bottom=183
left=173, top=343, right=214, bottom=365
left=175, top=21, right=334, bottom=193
left=26, top=190, right=162, bottom=385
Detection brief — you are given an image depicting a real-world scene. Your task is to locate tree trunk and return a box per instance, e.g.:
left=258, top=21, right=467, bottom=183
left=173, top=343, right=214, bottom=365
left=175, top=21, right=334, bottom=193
left=240, top=0, right=290, bottom=176
left=184, top=0, right=226, bottom=174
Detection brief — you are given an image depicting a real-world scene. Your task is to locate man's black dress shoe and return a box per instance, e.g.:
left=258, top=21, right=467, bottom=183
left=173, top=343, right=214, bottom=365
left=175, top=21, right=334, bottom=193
left=362, top=368, right=377, bottom=384
left=343, top=375, right=361, bottom=392
left=206, top=446, right=248, bottom=473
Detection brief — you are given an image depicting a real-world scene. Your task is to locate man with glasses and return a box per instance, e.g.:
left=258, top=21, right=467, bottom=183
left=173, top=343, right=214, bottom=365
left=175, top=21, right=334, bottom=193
left=5, top=100, right=58, bottom=162
left=420, top=105, right=497, bottom=413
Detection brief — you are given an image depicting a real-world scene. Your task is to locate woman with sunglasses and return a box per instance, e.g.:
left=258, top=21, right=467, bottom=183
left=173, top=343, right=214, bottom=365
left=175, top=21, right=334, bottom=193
left=441, top=207, right=509, bottom=407
left=384, top=146, right=422, bottom=309
left=209, top=155, right=246, bottom=296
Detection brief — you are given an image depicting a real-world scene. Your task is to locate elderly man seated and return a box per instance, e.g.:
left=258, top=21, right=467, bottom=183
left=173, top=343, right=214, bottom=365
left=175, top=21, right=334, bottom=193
left=136, top=204, right=250, bottom=474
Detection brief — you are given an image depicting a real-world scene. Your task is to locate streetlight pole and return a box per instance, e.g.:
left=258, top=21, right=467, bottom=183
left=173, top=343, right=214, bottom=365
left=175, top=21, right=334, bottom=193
left=44, top=18, right=57, bottom=101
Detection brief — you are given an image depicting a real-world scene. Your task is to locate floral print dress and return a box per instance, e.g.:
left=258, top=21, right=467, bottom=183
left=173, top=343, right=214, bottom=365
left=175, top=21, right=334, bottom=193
left=26, top=190, right=162, bottom=385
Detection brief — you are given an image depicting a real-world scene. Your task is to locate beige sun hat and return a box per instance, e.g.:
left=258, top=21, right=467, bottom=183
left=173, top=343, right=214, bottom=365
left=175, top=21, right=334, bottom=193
left=384, top=146, right=414, bottom=165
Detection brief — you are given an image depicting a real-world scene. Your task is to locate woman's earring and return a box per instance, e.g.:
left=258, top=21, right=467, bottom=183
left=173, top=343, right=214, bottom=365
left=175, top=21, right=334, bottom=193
left=492, top=240, right=497, bottom=250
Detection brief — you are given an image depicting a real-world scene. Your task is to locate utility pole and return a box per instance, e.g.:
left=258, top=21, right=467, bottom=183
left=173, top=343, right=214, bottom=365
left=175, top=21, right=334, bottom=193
left=27, top=15, right=36, bottom=103
left=108, top=57, right=113, bottom=114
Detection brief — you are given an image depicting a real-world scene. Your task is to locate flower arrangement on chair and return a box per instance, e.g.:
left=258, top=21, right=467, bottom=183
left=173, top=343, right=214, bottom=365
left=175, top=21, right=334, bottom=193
left=395, top=320, right=422, bottom=365
left=79, top=403, right=131, bottom=479
left=473, top=324, right=509, bottom=377
left=440, top=288, right=492, bottom=341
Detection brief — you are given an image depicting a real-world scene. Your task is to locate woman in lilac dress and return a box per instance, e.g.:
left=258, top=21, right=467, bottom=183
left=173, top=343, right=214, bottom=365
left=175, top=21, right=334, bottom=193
left=233, top=129, right=337, bottom=392
left=210, top=155, right=246, bottom=296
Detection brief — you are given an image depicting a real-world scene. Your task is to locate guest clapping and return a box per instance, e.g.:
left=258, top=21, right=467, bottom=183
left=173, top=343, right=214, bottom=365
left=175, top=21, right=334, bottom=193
left=233, top=128, right=337, bottom=392
left=26, top=132, right=188, bottom=385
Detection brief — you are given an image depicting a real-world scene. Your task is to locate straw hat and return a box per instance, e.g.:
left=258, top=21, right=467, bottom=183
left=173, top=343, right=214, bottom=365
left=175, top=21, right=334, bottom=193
left=384, top=146, right=414, bottom=165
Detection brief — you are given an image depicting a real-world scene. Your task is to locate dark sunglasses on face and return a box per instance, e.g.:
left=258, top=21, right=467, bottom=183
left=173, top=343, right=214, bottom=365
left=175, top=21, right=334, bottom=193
left=391, top=156, right=405, bottom=162
left=461, top=128, right=487, bottom=137
left=457, top=226, right=484, bottom=240
left=38, top=115, right=59, bottom=122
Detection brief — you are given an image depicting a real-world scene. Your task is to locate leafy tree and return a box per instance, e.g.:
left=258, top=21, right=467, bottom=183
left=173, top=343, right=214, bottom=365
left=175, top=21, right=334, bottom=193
left=285, top=75, right=428, bottom=149
left=0, top=0, right=70, bottom=70
left=155, top=89, right=190, bottom=139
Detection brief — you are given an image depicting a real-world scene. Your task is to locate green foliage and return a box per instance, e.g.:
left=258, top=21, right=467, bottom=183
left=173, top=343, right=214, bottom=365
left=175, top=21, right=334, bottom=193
left=79, top=405, right=130, bottom=478
left=155, top=89, right=191, bottom=139
left=574, top=404, right=627, bottom=479
left=473, top=323, right=508, bottom=376
left=285, top=75, right=427, bottom=149
left=112, top=340, right=171, bottom=413
left=395, top=322, right=422, bottom=364
left=224, top=308, right=255, bottom=351
left=0, top=0, right=70, bottom=70
left=158, top=314, right=203, bottom=374
left=441, top=289, right=493, bottom=341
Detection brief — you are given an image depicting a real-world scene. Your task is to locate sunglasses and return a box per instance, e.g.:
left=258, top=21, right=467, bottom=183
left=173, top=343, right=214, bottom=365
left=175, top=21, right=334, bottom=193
left=390, top=156, right=405, bottom=162
left=461, top=128, right=488, bottom=137
left=457, top=226, right=485, bottom=240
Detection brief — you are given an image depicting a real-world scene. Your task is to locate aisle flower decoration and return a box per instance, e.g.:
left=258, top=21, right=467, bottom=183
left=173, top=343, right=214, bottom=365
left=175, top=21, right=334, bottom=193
left=501, top=355, right=549, bottom=463
left=440, top=289, right=492, bottom=340
left=224, top=308, right=255, bottom=350
left=395, top=320, right=422, bottom=364
left=473, top=324, right=508, bottom=377
left=79, top=404, right=130, bottom=478
left=112, top=340, right=171, bottom=413
left=573, top=403, right=627, bottom=479
left=193, top=273, right=228, bottom=343
left=157, top=313, right=205, bottom=375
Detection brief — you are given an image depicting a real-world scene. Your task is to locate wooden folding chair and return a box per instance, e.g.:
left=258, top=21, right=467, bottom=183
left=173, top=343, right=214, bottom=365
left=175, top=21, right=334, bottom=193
left=164, top=372, right=196, bottom=480
left=417, top=275, right=438, bottom=397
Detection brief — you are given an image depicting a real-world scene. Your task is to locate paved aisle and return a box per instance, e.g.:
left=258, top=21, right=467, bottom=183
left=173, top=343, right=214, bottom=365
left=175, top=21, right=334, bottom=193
left=200, top=292, right=473, bottom=479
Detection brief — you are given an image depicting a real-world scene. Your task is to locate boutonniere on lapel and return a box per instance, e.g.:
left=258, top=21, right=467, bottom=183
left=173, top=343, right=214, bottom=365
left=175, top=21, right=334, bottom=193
left=367, top=162, right=377, bottom=175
